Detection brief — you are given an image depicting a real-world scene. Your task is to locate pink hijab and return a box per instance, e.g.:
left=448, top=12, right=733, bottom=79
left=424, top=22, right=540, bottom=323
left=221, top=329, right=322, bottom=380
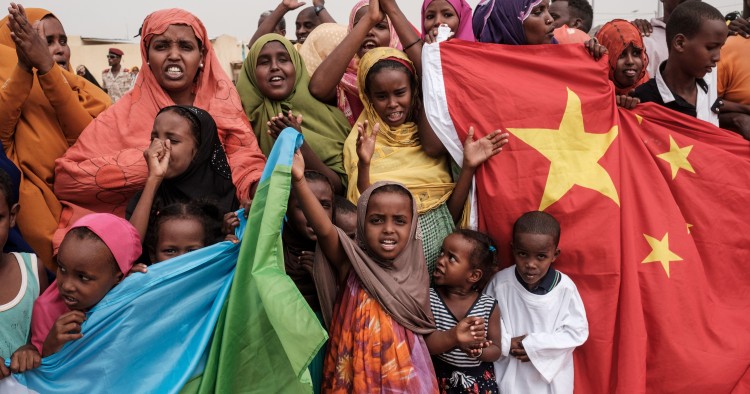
left=339, top=0, right=402, bottom=125
left=421, top=0, right=475, bottom=41
left=30, top=214, right=141, bottom=352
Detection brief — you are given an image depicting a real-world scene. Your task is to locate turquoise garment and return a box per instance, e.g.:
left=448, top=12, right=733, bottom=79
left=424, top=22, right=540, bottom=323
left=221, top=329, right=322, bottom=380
left=0, top=253, right=39, bottom=358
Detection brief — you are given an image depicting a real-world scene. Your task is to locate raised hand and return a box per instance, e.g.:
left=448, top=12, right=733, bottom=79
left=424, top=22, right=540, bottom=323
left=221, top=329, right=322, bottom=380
left=367, top=0, right=385, bottom=25
left=143, top=138, right=171, bottom=180
left=356, top=120, right=379, bottom=165
left=268, top=111, right=303, bottom=140
left=7, top=3, right=54, bottom=74
left=291, top=149, right=306, bottom=183
left=282, top=0, right=307, bottom=11
left=43, top=310, right=86, bottom=357
left=462, top=127, right=509, bottom=169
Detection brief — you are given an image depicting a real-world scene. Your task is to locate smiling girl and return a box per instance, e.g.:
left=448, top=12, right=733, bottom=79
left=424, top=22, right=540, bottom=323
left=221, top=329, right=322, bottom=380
left=595, top=20, right=650, bottom=95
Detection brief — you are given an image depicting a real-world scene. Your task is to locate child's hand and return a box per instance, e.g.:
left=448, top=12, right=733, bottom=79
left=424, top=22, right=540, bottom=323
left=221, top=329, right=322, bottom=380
left=366, top=0, right=385, bottom=25
left=0, top=356, right=9, bottom=379
left=454, top=316, right=487, bottom=348
left=584, top=38, right=608, bottom=61
left=129, top=263, right=148, bottom=274
left=9, top=344, right=41, bottom=373
left=43, top=310, right=86, bottom=357
left=298, top=251, right=315, bottom=275
left=144, top=138, right=171, bottom=180
left=616, top=95, right=640, bottom=110
left=291, top=149, right=306, bottom=182
left=510, top=334, right=530, bottom=362
left=268, top=111, right=303, bottom=140
left=282, top=0, right=306, bottom=11
left=356, top=120, right=379, bottom=165
left=223, top=211, right=240, bottom=235
left=462, top=127, right=508, bottom=169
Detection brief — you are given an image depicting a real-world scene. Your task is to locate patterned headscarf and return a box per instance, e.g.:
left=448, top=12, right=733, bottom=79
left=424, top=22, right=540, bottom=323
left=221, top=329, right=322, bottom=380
left=596, top=19, right=650, bottom=95
left=472, top=0, right=543, bottom=44
left=421, top=0, right=475, bottom=41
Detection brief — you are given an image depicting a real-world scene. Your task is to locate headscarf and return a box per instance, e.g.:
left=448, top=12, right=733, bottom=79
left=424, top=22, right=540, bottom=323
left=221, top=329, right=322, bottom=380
left=30, top=213, right=141, bottom=352
left=153, top=105, right=237, bottom=213
left=421, top=0, right=475, bottom=41
left=343, top=47, right=453, bottom=213
left=339, top=0, right=403, bottom=125
left=298, top=23, right=349, bottom=77
left=472, top=0, right=543, bottom=44
left=238, top=34, right=350, bottom=184
left=314, top=181, right=435, bottom=334
left=595, top=19, right=650, bottom=95
left=0, top=9, right=110, bottom=268
left=53, top=9, right=265, bottom=248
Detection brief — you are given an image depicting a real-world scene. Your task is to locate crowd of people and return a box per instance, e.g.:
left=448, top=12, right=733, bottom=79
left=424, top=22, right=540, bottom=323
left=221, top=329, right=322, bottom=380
left=0, top=0, right=748, bottom=392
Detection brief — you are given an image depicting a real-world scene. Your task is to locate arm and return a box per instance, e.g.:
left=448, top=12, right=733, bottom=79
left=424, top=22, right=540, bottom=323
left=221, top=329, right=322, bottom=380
left=380, top=0, right=424, bottom=74
left=308, top=1, right=382, bottom=103
left=42, top=310, right=86, bottom=357
left=425, top=316, right=486, bottom=355
left=417, top=104, right=448, bottom=157
left=8, top=344, right=41, bottom=374
left=447, top=128, right=508, bottom=223
left=719, top=112, right=750, bottom=141
left=269, top=112, right=344, bottom=194
left=129, top=139, right=170, bottom=240
left=0, top=64, right=33, bottom=149
left=36, top=253, right=49, bottom=293
left=249, top=0, right=306, bottom=47
left=355, top=120, right=378, bottom=194
left=313, top=0, right=336, bottom=24
left=291, top=151, right=349, bottom=273
left=478, top=305, right=502, bottom=362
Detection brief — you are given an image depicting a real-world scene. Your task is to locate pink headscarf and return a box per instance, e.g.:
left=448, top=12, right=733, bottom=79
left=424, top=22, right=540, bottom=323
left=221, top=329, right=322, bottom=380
left=339, top=0, right=402, bottom=125
left=30, top=214, right=141, bottom=352
left=421, top=0, right=475, bottom=41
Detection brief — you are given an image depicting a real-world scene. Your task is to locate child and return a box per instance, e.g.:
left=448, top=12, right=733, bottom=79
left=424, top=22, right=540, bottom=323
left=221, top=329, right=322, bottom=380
left=0, top=170, right=48, bottom=377
left=422, top=0, right=475, bottom=43
left=238, top=34, right=351, bottom=193
left=549, top=0, right=593, bottom=33
left=308, top=0, right=401, bottom=125
left=293, top=151, right=486, bottom=391
left=147, top=201, right=224, bottom=264
left=128, top=105, right=238, bottom=248
left=349, top=47, right=508, bottom=274
left=333, top=195, right=357, bottom=240
left=595, top=20, right=650, bottom=109
left=633, top=2, right=727, bottom=126
left=30, top=213, right=141, bottom=357
left=429, top=230, right=502, bottom=394
left=484, top=211, right=588, bottom=393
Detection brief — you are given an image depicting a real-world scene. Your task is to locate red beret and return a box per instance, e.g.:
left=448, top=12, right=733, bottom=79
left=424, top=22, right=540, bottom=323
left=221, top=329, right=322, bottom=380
left=108, top=48, right=124, bottom=56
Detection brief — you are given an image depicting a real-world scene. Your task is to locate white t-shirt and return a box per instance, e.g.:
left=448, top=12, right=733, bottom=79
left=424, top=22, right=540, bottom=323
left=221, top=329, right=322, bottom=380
left=484, top=267, right=589, bottom=394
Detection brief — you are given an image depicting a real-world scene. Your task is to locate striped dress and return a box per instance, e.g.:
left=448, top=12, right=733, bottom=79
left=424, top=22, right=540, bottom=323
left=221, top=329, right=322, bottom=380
left=430, top=288, right=499, bottom=394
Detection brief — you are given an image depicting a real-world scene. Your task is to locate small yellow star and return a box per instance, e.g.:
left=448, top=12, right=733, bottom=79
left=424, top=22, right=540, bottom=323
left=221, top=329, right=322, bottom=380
left=657, top=136, right=695, bottom=180
left=509, top=88, right=619, bottom=211
left=642, top=233, right=683, bottom=278
left=635, top=114, right=643, bottom=124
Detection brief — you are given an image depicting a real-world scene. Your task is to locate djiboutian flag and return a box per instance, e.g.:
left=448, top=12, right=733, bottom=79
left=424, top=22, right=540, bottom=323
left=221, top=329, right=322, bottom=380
left=0, top=129, right=325, bottom=393
left=423, top=41, right=750, bottom=393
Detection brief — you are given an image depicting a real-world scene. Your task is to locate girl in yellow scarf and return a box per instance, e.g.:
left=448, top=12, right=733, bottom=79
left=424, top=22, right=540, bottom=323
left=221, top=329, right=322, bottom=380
left=344, top=47, right=507, bottom=273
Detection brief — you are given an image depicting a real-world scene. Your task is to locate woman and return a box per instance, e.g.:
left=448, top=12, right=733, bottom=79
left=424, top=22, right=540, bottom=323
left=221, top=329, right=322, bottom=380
left=53, top=9, right=266, bottom=249
left=0, top=5, right=110, bottom=269
left=595, top=20, right=650, bottom=95
left=238, top=34, right=350, bottom=193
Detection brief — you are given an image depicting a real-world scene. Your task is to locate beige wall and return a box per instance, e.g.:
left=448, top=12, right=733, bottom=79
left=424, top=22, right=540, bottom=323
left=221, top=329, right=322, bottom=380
left=68, top=34, right=244, bottom=85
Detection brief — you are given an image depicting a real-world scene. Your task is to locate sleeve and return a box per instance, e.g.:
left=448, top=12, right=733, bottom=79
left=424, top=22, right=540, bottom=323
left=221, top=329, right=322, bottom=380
left=521, top=287, right=589, bottom=384
left=38, top=64, right=111, bottom=145
left=483, top=276, right=511, bottom=357
left=0, top=65, right=33, bottom=149
left=717, top=47, right=731, bottom=98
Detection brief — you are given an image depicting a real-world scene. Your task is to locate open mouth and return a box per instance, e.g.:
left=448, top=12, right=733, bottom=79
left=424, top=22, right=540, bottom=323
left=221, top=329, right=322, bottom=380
left=380, top=239, right=397, bottom=251
left=62, top=294, right=78, bottom=306
left=268, top=75, right=285, bottom=87
left=164, top=65, right=184, bottom=80
left=361, top=40, right=378, bottom=52
left=387, top=111, right=404, bottom=123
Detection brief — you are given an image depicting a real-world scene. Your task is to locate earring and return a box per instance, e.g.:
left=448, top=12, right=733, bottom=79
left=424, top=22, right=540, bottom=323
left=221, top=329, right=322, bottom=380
left=199, top=63, right=204, bottom=68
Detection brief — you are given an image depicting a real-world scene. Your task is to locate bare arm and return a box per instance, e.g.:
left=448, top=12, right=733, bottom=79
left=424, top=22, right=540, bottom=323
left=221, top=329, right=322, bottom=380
left=447, top=128, right=508, bottom=223
left=291, top=151, right=349, bottom=273
left=478, top=306, right=502, bottom=362
left=425, top=316, right=486, bottom=355
left=308, top=0, right=382, bottom=103
left=250, top=0, right=306, bottom=47
left=355, top=120, right=378, bottom=194
left=381, top=0, right=424, bottom=74
left=313, top=0, right=336, bottom=24
left=417, top=104, right=448, bottom=157
left=130, top=139, right=169, bottom=240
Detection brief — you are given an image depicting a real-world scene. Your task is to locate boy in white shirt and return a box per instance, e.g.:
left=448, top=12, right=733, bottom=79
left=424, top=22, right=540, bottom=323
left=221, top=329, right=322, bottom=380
left=485, top=211, right=588, bottom=393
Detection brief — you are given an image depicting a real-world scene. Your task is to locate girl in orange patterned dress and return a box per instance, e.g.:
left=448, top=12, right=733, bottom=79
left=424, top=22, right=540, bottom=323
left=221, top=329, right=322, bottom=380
left=291, top=150, right=486, bottom=393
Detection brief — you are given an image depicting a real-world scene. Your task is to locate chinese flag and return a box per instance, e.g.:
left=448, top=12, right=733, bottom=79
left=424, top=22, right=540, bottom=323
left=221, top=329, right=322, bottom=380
left=423, top=40, right=750, bottom=393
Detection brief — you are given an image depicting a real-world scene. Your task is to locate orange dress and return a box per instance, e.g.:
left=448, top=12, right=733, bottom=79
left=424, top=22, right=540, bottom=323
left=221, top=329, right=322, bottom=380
left=322, top=272, right=439, bottom=393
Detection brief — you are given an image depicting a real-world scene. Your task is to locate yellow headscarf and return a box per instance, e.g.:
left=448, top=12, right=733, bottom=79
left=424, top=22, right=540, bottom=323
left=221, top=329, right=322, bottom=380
left=343, top=47, right=453, bottom=214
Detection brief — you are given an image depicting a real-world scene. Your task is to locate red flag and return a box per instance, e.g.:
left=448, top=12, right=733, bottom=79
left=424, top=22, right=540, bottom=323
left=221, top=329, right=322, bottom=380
left=423, top=40, right=750, bottom=393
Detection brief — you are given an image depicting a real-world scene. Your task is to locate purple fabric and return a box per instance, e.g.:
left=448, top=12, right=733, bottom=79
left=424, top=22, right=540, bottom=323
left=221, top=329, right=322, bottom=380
left=421, top=0, right=475, bottom=41
left=472, top=0, right=543, bottom=44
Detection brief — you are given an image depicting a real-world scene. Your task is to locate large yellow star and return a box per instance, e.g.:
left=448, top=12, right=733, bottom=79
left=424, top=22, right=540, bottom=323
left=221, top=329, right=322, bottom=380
left=642, top=233, right=683, bottom=278
left=657, top=135, right=695, bottom=180
left=509, top=88, right=619, bottom=210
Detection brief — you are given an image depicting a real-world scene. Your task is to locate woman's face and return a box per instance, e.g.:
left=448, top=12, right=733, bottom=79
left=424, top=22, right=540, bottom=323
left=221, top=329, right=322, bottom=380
left=147, top=24, right=204, bottom=104
left=614, top=44, right=644, bottom=90
left=40, top=16, right=70, bottom=70
left=523, top=0, right=555, bottom=45
left=254, top=41, right=296, bottom=101
left=353, top=6, right=392, bottom=59
left=423, top=0, right=460, bottom=38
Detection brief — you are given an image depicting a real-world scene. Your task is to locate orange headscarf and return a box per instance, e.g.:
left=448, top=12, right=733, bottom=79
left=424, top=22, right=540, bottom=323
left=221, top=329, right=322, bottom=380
left=53, top=9, right=265, bottom=248
left=595, top=19, right=650, bottom=95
